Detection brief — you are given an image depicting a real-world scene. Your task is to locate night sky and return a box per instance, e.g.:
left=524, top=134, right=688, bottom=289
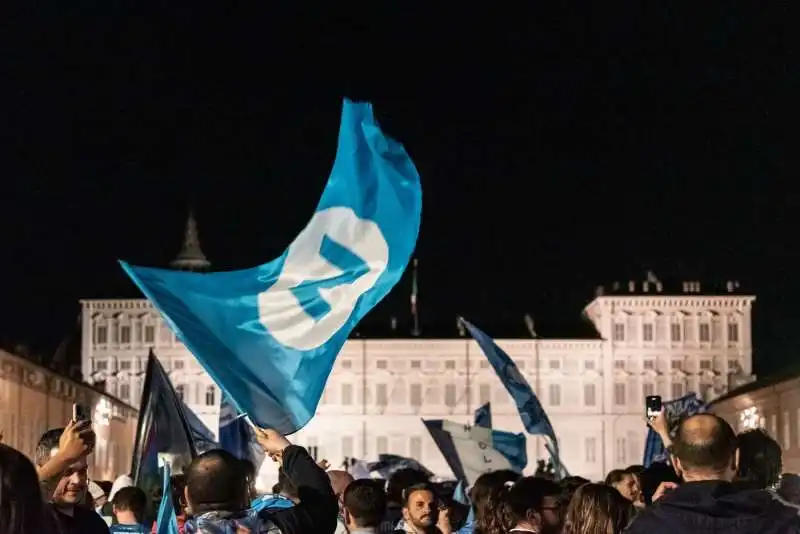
left=0, top=5, right=794, bottom=375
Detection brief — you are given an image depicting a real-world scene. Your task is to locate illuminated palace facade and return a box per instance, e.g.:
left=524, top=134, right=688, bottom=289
left=81, top=216, right=756, bottom=482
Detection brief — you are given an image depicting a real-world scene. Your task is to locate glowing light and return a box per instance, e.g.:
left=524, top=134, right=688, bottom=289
left=740, top=406, right=759, bottom=430
left=94, top=397, right=112, bottom=427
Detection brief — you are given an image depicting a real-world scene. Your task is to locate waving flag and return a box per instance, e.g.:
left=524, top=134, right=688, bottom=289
left=368, top=454, right=434, bottom=480
left=121, top=99, right=422, bottom=433
left=460, top=319, right=558, bottom=450
left=219, top=393, right=265, bottom=471
left=474, top=402, right=492, bottom=428
left=643, top=392, right=706, bottom=467
left=181, top=402, right=217, bottom=453
left=423, top=419, right=527, bottom=485
left=131, top=351, right=197, bottom=486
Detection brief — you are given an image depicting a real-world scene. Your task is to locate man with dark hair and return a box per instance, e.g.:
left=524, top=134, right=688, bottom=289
left=182, top=427, right=337, bottom=533
left=397, top=483, right=441, bottom=534
left=35, top=420, right=109, bottom=533
left=382, top=468, right=430, bottom=533
left=627, top=413, right=800, bottom=534
left=110, top=486, right=148, bottom=533
left=736, top=428, right=783, bottom=490
left=342, top=479, right=387, bottom=533
left=506, top=476, right=563, bottom=534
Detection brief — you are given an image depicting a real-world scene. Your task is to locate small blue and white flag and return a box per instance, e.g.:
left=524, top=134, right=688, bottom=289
left=460, top=319, right=558, bottom=453
left=423, top=419, right=526, bottom=486
left=181, top=402, right=218, bottom=454
left=219, top=393, right=266, bottom=470
left=121, top=99, right=422, bottom=433
left=474, top=402, right=492, bottom=428
left=643, top=392, right=706, bottom=467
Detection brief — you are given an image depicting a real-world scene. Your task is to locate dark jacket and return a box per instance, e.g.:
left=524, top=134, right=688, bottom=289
left=45, top=503, right=111, bottom=534
left=626, top=480, right=800, bottom=534
left=261, top=445, right=338, bottom=534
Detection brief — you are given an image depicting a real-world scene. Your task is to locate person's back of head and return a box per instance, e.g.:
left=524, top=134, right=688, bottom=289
left=560, top=476, right=590, bottom=505
left=470, top=469, right=521, bottom=530
left=736, top=428, right=782, bottom=489
left=507, top=476, right=563, bottom=533
left=669, top=413, right=738, bottom=482
left=562, top=483, right=635, bottom=534
left=0, top=444, right=45, bottom=534
left=185, top=449, right=249, bottom=515
left=342, top=479, right=387, bottom=530
left=386, top=468, right=429, bottom=506
left=112, top=486, right=147, bottom=524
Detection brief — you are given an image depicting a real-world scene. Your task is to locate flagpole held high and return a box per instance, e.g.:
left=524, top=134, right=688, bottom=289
left=411, top=258, right=420, bottom=336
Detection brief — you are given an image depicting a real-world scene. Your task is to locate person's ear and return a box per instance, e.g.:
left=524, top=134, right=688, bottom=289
left=183, top=486, right=193, bottom=515
left=670, top=455, right=684, bottom=480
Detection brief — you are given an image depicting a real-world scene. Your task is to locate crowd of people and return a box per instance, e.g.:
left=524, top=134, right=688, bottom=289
left=2, top=411, right=800, bottom=533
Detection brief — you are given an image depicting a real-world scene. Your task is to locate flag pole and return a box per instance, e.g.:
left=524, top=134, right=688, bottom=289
left=411, top=258, right=420, bottom=337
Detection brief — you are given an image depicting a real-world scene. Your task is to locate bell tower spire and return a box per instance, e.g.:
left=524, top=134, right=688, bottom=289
left=170, top=210, right=211, bottom=271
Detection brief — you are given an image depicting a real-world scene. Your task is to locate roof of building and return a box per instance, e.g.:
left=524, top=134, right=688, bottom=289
left=709, top=365, right=800, bottom=407
left=591, top=271, right=750, bottom=299
left=350, top=314, right=600, bottom=340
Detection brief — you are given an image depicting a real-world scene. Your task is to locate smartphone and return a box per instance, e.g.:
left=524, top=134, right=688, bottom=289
left=72, top=403, right=91, bottom=422
left=646, top=395, right=663, bottom=420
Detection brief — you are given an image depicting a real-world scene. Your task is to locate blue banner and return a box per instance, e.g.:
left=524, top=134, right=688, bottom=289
left=643, top=392, right=707, bottom=467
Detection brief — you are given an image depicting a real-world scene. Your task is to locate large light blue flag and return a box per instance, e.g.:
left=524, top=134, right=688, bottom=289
left=219, top=393, right=266, bottom=470
left=121, top=99, right=422, bottom=433
left=474, top=402, right=492, bottom=428
left=643, top=392, right=706, bottom=467
left=460, top=319, right=558, bottom=449
left=423, top=419, right=527, bottom=486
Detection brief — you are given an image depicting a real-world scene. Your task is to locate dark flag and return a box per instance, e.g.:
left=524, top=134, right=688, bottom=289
left=132, top=350, right=197, bottom=521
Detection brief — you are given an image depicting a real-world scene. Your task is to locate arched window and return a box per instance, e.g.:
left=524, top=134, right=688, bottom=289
left=175, top=384, right=185, bottom=402
left=205, top=385, right=216, bottom=406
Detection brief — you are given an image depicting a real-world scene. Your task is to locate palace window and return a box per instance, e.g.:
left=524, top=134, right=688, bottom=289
left=342, top=384, right=353, bottom=405
left=95, top=326, right=108, bottom=344
left=670, top=323, right=682, bottom=342
left=376, top=384, right=388, bottom=406
left=614, top=383, right=626, bottom=405
left=584, top=383, right=596, bottom=406
left=175, top=385, right=185, bottom=402
left=728, top=323, right=739, bottom=343
left=613, top=322, right=625, bottom=341
left=118, top=383, right=130, bottom=401
left=205, top=385, right=216, bottom=406
left=410, top=384, right=423, bottom=407
left=699, top=323, right=711, bottom=342
left=585, top=437, right=596, bottom=463
left=120, top=325, right=131, bottom=344
left=643, top=323, right=654, bottom=342
left=549, top=384, right=561, bottom=406
left=444, top=384, right=457, bottom=407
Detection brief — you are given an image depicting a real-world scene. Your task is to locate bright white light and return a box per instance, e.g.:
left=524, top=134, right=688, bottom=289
left=94, top=398, right=112, bottom=427
left=740, top=406, right=759, bottom=430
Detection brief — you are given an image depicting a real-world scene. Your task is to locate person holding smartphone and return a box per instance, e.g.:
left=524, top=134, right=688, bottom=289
left=35, top=406, right=110, bottom=534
